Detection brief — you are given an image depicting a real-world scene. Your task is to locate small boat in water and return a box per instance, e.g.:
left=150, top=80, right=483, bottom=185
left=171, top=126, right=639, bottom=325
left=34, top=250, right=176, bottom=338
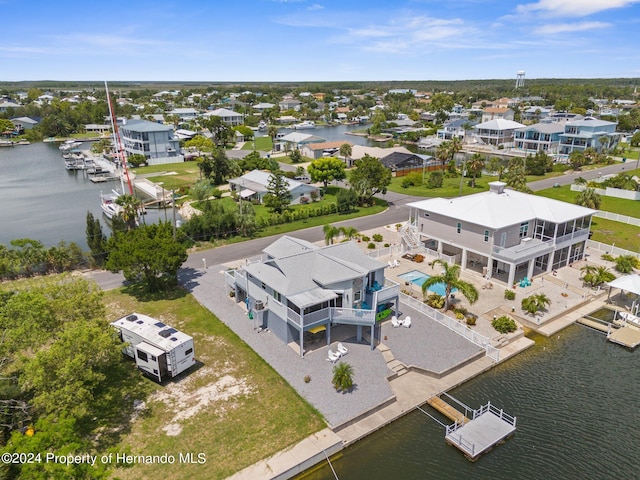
left=100, top=190, right=123, bottom=219
left=59, top=140, right=82, bottom=151
left=294, top=120, right=315, bottom=129
left=258, top=120, right=267, bottom=131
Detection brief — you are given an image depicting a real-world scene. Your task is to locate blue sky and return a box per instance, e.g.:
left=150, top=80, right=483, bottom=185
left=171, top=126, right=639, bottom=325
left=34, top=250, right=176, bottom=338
left=1, top=0, right=640, bottom=82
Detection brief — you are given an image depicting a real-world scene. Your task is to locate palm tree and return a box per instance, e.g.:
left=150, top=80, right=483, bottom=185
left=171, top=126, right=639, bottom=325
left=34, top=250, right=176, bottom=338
left=580, top=265, right=615, bottom=287
left=339, top=143, right=352, bottom=167
left=267, top=125, right=279, bottom=151
left=461, top=123, right=474, bottom=143
left=323, top=224, right=340, bottom=245
left=467, top=153, right=485, bottom=188
left=115, top=194, right=142, bottom=231
left=436, top=141, right=450, bottom=172
left=449, top=136, right=463, bottom=162
left=575, top=188, right=601, bottom=209
left=521, top=293, right=551, bottom=316
left=614, top=255, right=639, bottom=274
left=339, top=226, right=359, bottom=241
left=332, top=361, right=354, bottom=392
left=421, top=259, right=478, bottom=311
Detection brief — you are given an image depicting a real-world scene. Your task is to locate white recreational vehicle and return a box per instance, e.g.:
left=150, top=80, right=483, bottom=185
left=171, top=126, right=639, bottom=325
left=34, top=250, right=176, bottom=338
left=111, top=313, right=196, bottom=382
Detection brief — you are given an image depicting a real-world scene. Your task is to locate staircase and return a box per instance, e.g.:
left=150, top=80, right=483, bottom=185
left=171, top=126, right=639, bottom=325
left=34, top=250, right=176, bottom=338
left=378, top=343, right=408, bottom=376
left=400, top=222, right=421, bottom=250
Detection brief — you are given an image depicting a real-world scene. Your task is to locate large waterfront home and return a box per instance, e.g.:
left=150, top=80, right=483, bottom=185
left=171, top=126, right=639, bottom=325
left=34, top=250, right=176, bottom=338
left=472, top=119, right=525, bottom=146
left=404, top=182, right=596, bottom=286
left=558, top=117, right=620, bottom=155
left=119, top=119, right=183, bottom=165
left=513, top=122, right=565, bottom=154
left=225, top=236, right=400, bottom=356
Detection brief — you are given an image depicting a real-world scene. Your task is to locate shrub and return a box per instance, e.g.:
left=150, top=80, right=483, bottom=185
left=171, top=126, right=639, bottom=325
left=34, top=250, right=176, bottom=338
left=401, top=177, right=413, bottom=188
left=454, top=306, right=467, bottom=316
left=427, top=170, right=443, bottom=188
left=425, top=294, right=444, bottom=309
left=395, top=223, right=402, bottom=231
left=504, top=289, right=516, bottom=300
left=492, top=315, right=517, bottom=334
left=304, top=375, right=311, bottom=383
left=601, top=253, right=615, bottom=262
left=361, top=235, right=370, bottom=242
left=372, top=233, right=383, bottom=242
left=384, top=243, right=390, bottom=247
left=300, top=196, right=309, bottom=204
left=367, top=242, right=376, bottom=249
left=211, top=188, right=223, bottom=199
left=466, top=316, right=477, bottom=326
left=455, top=312, right=465, bottom=320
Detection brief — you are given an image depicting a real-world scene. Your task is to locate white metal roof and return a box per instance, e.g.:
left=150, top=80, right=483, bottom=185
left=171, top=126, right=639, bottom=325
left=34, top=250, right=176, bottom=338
left=607, top=275, right=640, bottom=296
left=474, top=119, right=525, bottom=130
left=407, top=185, right=596, bottom=229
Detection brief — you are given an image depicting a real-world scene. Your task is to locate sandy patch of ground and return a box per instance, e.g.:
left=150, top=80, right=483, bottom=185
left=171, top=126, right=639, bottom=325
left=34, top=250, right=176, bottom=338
left=148, top=366, right=254, bottom=436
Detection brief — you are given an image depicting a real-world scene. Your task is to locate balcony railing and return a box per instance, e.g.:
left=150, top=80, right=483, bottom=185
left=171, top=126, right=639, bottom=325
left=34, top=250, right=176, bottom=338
left=492, top=238, right=554, bottom=262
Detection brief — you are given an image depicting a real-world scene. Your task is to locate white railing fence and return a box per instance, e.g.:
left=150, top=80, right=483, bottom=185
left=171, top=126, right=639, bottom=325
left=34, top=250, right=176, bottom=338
left=594, top=211, right=640, bottom=227
left=399, top=292, right=499, bottom=361
left=587, top=240, right=639, bottom=258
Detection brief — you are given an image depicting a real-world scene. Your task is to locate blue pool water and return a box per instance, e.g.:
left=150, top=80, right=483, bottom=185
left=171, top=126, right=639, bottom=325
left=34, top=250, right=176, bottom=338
left=398, top=270, right=456, bottom=297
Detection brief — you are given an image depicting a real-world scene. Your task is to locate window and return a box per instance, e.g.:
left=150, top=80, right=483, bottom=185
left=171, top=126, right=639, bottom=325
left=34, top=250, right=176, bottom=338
left=424, top=213, right=430, bottom=217
left=185, top=348, right=193, bottom=356
left=136, top=350, right=148, bottom=362
left=261, top=282, right=266, bottom=290
left=456, top=222, right=462, bottom=234
left=519, top=222, right=529, bottom=238
left=484, top=230, right=490, bottom=242
left=354, top=290, right=362, bottom=302
left=273, top=291, right=282, bottom=303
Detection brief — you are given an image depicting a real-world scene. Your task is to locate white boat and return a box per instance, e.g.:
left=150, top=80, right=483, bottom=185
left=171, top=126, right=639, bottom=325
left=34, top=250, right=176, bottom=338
left=294, top=120, right=315, bottom=129
left=100, top=190, right=122, bottom=219
left=59, top=140, right=82, bottom=151
left=618, top=311, right=640, bottom=327
left=258, top=120, right=267, bottom=131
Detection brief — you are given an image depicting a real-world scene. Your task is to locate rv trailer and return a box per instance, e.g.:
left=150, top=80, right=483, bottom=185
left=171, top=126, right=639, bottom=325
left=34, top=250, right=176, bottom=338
left=111, top=313, right=196, bottom=382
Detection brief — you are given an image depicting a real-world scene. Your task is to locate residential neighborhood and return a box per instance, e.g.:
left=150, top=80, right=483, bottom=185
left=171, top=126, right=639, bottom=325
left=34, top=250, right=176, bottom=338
left=2, top=76, right=640, bottom=480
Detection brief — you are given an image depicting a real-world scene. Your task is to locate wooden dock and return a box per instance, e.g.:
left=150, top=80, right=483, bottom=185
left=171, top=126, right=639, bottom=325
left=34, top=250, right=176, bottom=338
left=426, top=396, right=468, bottom=425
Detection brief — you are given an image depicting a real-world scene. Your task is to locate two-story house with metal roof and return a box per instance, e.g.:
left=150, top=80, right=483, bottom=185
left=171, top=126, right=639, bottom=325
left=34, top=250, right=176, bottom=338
left=405, top=182, right=595, bottom=287
left=225, top=236, right=400, bottom=357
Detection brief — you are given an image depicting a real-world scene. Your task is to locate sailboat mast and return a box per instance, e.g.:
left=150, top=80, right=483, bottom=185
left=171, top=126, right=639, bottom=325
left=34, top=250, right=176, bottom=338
left=105, top=81, right=134, bottom=195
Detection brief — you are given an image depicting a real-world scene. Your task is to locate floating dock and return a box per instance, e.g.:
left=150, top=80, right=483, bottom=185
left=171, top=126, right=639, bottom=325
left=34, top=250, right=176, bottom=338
left=577, top=312, right=640, bottom=349
left=427, top=394, right=516, bottom=461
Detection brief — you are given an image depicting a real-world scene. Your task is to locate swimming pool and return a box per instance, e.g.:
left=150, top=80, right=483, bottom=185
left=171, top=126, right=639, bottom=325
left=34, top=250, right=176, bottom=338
left=398, top=270, right=456, bottom=297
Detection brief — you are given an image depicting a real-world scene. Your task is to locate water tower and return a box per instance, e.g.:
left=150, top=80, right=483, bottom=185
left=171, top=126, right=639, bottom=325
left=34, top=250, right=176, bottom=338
left=515, top=70, right=525, bottom=89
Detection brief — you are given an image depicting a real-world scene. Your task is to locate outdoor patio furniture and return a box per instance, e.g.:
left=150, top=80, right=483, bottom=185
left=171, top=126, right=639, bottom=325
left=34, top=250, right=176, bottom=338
left=327, top=350, right=340, bottom=363
left=392, top=259, right=400, bottom=268
left=402, top=316, right=412, bottom=328
left=391, top=316, right=401, bottom=328
left=337, top=343, right=348, bottom=356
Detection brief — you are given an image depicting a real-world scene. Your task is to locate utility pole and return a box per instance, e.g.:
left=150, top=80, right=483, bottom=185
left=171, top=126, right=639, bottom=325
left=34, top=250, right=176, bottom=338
left=172, top=189, right=176, bottom=241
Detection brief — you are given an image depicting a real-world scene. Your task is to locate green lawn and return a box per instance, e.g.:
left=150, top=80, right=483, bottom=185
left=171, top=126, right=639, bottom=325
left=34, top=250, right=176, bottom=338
left=105, top=288, right=324, bottom=480
left=589, top=217, right=640, bottom=252
left=387, top=171, right=566, bottom=198
left=242, top=136, right=273, bottom=151
left=536, top=183, right=640, bottom=218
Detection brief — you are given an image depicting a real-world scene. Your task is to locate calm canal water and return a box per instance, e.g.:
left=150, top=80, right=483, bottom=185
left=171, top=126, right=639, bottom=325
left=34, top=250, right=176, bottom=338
left=299, top=326, right=640, bottom=480
left=0, top=125, right=374, bottom=249
left=0, top=142, right=176, bottom=249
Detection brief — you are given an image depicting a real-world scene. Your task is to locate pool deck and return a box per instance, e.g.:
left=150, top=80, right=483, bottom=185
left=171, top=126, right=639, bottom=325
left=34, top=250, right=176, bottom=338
left=192, top=225, right=624, bottom=480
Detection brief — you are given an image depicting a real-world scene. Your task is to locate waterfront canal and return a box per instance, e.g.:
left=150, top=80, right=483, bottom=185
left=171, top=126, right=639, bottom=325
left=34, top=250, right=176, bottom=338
left=299, top=326, right=640, bottom=480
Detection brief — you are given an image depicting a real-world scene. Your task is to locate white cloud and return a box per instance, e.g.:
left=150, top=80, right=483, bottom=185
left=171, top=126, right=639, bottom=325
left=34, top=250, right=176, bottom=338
left=533, top=21, right=611, bottom=35
left=516, top=0, right=639, bottom=17
left=308, top=3, right=324, bottom=10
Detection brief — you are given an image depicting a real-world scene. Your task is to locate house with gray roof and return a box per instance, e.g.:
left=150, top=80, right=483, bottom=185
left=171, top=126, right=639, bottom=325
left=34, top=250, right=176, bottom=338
left=202, top=108, right=244, bottom=126
left=405, top=181, right=595, bottom=286
left=226, top=236, right=400, bottom=356
left=119, top=119, right=183, bottom=165
left=513, top=122, right=565, bottom=154
left=228, top=169, right=319, bottom=204
left=472, top=119, right=525, bottom=146
left=558, top=117, right=620, bottom=155
left=10, top=116, right=38, bottom=131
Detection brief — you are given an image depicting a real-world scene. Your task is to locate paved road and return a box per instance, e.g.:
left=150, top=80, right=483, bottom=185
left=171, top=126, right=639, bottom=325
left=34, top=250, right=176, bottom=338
left=529, top=158, right=635, bottom=191
left=91, top=159, right=637, bottom=287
